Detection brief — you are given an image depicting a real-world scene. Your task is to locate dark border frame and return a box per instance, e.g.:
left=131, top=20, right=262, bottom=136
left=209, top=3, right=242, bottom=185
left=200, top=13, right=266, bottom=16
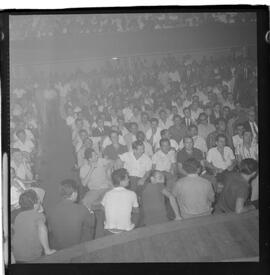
left=1, top=5, right=269, bottom=275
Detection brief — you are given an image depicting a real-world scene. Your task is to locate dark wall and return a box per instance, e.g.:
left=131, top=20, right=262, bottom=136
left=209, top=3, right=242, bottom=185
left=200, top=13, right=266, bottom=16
left=10, top=23, right=257, bottom=65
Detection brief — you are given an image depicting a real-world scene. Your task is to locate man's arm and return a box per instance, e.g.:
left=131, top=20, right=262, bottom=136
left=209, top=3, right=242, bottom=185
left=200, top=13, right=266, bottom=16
left=162, top=188, right=181, bottom=220
left=235, top=197, right=255, bottom=214
left=37, top=219, right=56, bottom=255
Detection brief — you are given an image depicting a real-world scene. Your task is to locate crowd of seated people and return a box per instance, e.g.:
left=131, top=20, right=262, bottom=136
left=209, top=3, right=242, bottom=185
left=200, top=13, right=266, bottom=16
left=10, top=52, right=259, bottom=262
left=10, top=12, right=256, bottom=41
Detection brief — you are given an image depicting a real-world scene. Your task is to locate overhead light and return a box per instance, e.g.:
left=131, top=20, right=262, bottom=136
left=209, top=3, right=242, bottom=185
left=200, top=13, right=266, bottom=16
left=112, top=57, right=119, bottom=60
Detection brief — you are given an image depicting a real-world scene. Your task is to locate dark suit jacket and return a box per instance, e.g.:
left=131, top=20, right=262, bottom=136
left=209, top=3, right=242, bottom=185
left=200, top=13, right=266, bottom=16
left=92, top=126, right=111, bottom=137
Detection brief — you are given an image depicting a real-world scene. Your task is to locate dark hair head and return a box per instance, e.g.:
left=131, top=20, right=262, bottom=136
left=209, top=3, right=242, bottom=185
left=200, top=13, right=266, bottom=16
left=173, top=114, right=182, bottom=121
left=239, top=159, right=258, bottom=175
left=75, top=118, right=83, bottom=124
left=159, top=138, right=170, bottom=147
left=216, top=118, right=226, bottom=126
left=79, top=129, right=88, bottom=135
left=189, top=124, right=198, bottom=131
left=183, top=107, right=190, bottom=112
left=160, top=129, right=168, bottom=136
left=216, top=133, right=226, bottom=142
left=150, top=118, right=159, bottom=124
left=60, top=179, right=78, bottom=198
left=130, top=122, right=138, bottom=127
left=84, top=148, right=96, bottom=160
left=19, top=189, right=38, bottom=210
left=136, top=130, right=145, bottom=140
left=110, top=130, right=119, bottom=137
left=182, top=158, right=201, bottom=174
left=111, top=168, right=128, bottom=187
left=132, top=140, right=144, bottom=150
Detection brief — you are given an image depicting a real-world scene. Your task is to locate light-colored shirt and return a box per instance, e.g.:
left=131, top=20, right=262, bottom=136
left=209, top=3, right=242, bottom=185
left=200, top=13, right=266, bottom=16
left=80, top=158, right=111, bottom=190
left=13, top=139, right=35, bottom=154
left=102, top=187, right=138, bottom=231
left=206, top=147, right=235, bottom=170
left=152, top=149, right=176, bottom=172
left=119, top=151, right=152, bottom=178
left=146, top=127, right=162, bottom=150
left=235, top=143, right=258, bottom=161
left=158, top=119, right=174, bottom=131
left=173, top=174, right=214, bottom=218
left=232, top=134, right=243, bottom=150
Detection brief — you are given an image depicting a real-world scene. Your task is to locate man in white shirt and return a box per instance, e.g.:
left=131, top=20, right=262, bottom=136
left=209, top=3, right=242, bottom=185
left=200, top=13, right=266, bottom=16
left=190, top=101, right=203, bottom=122
left=156, top=129, right=179, bottom=151
left=197, top=112, right=216, bottom=140
left=232, top=123, right=245, bottom=150
left=158, top=109, right=174, bottom=131
left=136, top=131, right=153, bottom=157
left=101, top=168, right=139, bottom=234
left=146, top=118, right=162, bottom=151
left=138, top=112, right=151, bottom=135
left=206, top=134, right=236, bottom=174
left=152, top=138, right=176, bottom=174
left=13, top=130, right=35, bottom=155
left=118, top=140, right=152, bottom=198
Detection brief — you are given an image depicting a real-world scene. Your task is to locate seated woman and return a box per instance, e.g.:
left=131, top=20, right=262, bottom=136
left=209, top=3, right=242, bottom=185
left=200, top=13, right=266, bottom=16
left=12, top=190, right=55, bottom=262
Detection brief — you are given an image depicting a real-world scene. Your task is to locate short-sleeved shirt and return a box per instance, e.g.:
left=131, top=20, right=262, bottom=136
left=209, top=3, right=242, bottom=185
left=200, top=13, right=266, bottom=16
left=48, top=199, right=94, bottom=250
left=12, top=210, right=45, bottom=262
left=206, top=147, right=235, bottom=170
left=177, top=148, right=203, bottom=165
left=152, top=150, right=176, bottom=172
left=173, top=175, right=214, bottom=218
left=101, top=187, right=139, bottom=231
left=142, top=182, right=168, bottom=226
left=80, top=158, right=111, bottom=190
left=216, top=172, right=250, bottom=213
left=119, top=152, right=152, bottom=178
left=103, top=144, right=128, bottom=161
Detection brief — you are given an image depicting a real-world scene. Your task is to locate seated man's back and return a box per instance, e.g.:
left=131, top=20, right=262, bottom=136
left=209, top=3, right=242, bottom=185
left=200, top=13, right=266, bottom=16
left=48, top=179, right=95, bottom=250
left=48, top=199, right=94, bottom=250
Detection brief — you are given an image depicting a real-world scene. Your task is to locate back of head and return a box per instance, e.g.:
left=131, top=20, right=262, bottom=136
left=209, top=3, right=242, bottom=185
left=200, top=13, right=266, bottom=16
left=60, top=179, right=78, bottom=199
left=239, top=158, right=258, bottom=175
left=182, top=158, right=201, bottom=174
left=111, top=168, right=128, bottom=187
left=19, top=189, right=38, bottom=211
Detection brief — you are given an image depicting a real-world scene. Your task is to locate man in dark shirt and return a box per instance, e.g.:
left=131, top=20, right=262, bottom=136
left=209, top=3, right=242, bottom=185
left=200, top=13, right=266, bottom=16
left=177, top=136, right=204, bottom=177
left=215, top=158, right=258, bottom=214
left=47, top=179, right=95, bottom=250
left=103, top=130, right=128, bottom=161
left=169, top=114, right=188, bottom=144
left=92, top=116, right=111, bottom=137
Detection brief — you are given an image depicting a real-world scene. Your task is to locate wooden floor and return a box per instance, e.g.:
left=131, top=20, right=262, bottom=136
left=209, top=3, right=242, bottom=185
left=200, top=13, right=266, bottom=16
left=33, top=210, right=259, bottom=263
